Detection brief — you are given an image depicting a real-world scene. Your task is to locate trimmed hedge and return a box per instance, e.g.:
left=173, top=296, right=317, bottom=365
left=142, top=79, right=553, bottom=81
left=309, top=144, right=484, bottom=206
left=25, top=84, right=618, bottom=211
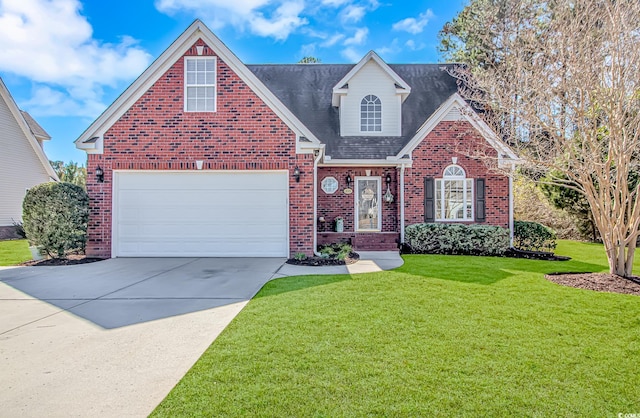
left=22, top=182, right=89, bottom=258
left=513, top=220, right=557, bottom=253
left=404, top=223, right=510, bottom=256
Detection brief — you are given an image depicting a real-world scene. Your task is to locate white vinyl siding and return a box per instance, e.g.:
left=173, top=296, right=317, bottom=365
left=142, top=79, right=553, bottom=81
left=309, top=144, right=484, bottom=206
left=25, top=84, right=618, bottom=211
left=339, top=60, right=401, bottom=136
left=184, top=57, right=216, bottom=112
left=0, top=95, right=52, bottom=226
left=113, top=171, right=289, bottom=257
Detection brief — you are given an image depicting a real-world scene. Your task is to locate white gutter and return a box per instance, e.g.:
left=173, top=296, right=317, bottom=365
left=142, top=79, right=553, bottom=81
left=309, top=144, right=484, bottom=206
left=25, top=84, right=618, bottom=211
left=509, top=172, right=514, bottom=247
left=312, top=150, right=323, bottom=256
left=320, top=158, right=412, bottom=167
left=400, top=164, right=406, bottom=244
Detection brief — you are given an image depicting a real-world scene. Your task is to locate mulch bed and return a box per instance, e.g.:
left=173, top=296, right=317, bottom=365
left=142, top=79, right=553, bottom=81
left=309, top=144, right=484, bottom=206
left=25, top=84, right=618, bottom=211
left=20, top=254, right=105, bottom=266
left=504, top=248, right=571, bottom=261
left=545, top=272, right=640, bottom=296
left=286, top=252, right=360, bottom=266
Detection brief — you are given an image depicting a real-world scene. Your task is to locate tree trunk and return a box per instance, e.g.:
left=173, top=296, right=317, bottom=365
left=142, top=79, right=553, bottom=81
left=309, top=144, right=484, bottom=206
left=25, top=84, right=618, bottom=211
left=605, top=239, right=636, bottom=277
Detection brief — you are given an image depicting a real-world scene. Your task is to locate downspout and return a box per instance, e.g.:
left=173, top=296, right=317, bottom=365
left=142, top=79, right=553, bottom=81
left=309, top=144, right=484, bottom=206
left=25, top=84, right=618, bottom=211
left=312, top=149, right=323, bottom=256
left=400, top=164, right=406, bottom=244
left=509, top=167, right=514, bottom=247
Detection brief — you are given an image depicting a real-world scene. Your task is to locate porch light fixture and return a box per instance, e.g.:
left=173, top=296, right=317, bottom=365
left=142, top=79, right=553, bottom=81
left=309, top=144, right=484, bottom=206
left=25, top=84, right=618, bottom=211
left=95, top=166, right=104, bottom=183
left=384, top=172, right=394, bottom=203
left=293, top=166, right=301, bottom=182
left=345, top=174, right=352, bottom=188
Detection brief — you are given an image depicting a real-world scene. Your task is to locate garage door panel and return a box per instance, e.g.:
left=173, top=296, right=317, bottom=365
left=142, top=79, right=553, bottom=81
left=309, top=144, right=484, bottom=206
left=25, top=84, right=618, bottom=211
left=114, top=171, right=289, bottom=257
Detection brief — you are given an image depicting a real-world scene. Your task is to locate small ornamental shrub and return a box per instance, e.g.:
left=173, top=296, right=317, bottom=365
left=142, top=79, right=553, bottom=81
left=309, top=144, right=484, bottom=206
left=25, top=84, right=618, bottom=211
left=318, top=242, right=353, bottom=260
left=293, top=252, right=307, bottom=261
left=404, top=223, right=510, bottom=256
left=22, top=182, right=89, bottom=258
left=513, top=220, right=557, bottom=253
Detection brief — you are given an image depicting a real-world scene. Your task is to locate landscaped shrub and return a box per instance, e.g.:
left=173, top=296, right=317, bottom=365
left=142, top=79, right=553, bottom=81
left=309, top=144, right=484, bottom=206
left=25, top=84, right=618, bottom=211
left=319, top=242, right=353, bottom=260
left=513, top=220, right=557, bottom=253
left=404, top=223, right=510, bottom=256
left=22, top=182, right=89, bottom=258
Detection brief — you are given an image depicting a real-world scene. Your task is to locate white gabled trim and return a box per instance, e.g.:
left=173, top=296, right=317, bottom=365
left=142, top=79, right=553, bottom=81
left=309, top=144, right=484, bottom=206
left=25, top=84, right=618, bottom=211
left=75, top=19, right=321, bottom=153
left=319, top=158, right=412, bottom=167
left=396, top=93, right=518, bottom=163
left=331, top=50, right=411, bottom=107
left=0, top=77, right=59, bottom=181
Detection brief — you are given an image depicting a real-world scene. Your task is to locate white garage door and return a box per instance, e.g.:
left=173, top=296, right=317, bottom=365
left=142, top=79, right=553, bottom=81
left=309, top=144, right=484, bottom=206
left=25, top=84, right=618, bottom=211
left=113, top=171, right=289, bottom=257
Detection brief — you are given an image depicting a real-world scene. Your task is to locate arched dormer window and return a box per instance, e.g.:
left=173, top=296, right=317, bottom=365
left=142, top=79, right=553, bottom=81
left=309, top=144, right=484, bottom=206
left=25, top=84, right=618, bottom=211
left=360, top=95, right=382, bottom=132
left=435, top=164, right=473, bottom=220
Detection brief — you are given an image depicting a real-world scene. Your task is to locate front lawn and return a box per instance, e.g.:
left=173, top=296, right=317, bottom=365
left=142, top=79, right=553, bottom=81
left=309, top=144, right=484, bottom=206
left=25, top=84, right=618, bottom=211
left=0, top=239, right=31, bottom=266
left=153, top=241, right=640, bottom=416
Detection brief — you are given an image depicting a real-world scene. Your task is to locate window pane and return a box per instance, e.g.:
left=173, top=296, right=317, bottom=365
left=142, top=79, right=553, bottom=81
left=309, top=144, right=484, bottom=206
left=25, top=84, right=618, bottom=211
left=186, top=59, right=196, bottom=71
left=205, top=59, right=215, bottom=70
left=196, top=60, right=205, bottom=71
left=205, top=98, right=215, bottom=111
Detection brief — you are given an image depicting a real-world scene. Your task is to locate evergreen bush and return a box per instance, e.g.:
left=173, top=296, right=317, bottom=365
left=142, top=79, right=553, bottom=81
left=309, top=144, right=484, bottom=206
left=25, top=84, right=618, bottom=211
left=404, top=223, right=510, bottom=256
left=22, top=182, right=89, bottom=258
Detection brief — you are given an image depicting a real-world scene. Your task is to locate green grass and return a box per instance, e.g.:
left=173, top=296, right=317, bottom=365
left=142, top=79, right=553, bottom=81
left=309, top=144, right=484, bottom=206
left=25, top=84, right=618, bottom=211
left=153, top=241, right=640, bottom=417
left=0, top=239, right=31, bottom=266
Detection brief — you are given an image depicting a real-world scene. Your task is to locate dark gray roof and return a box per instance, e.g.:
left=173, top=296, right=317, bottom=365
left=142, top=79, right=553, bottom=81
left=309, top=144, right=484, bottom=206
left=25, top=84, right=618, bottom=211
left=247, top=63, right=460, bottom=160
left=20, top=110, right=51, bottom=140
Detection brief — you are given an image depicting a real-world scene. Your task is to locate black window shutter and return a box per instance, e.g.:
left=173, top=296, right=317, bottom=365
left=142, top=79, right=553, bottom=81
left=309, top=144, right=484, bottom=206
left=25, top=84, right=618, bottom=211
left=475, top=178, right=486, bottom=222
left=424, top=177, right=435, bottom=222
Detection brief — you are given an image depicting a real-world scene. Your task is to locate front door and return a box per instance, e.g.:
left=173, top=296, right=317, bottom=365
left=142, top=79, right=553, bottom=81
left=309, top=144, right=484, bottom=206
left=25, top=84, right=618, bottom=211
left=355, top=177, right=381, bottom=231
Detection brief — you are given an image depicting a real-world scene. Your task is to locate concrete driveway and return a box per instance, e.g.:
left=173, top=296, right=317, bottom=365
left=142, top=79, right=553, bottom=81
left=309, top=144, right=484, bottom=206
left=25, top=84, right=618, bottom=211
left=0, top=257, right=285, bottom=417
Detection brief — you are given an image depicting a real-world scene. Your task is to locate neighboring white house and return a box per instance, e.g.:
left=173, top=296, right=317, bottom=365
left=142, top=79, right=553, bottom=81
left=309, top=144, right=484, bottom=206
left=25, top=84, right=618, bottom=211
left=0, top=77, right=58, bottom=239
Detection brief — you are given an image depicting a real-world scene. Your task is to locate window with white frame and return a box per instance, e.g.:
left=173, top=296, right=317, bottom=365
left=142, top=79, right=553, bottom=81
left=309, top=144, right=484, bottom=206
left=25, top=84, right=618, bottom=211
left=360, top=95, right=382, bottom=132
left=435, top=165, right=473, bottom=221
left=185, top=57, right=216, bottom=112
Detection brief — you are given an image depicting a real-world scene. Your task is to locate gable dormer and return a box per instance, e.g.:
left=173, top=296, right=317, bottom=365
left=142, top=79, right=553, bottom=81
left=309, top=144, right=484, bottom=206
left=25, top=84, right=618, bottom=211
left=332, top=51, right=410, bottom=137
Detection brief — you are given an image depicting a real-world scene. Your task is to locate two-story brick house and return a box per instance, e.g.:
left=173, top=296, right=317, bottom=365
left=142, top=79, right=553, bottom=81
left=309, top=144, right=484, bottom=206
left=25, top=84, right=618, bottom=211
left=75, top=20, right=516, bottom=258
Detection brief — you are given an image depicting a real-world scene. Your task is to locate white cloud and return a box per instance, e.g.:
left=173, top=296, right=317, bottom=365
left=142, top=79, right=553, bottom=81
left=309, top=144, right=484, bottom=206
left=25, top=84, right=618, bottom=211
left=22, top=85, right=104, bottom=118
left=392, top=9, right=434, bottom=35
left=341, top=47, right=362, bottom=62
left=344, top=27, right=368, bottom=46
left=321, top=33, right=345, bottom=47
left=300, top=43, right=317, bottom=57
left=377, top=38, right=400, bottom=56
left=250, top=1, right=307, bottom=40
left=321, top=0, right=350, bottom=6
left=0, top=0, right=151, bottom=117
left=340, top=5, right=365, bottom=23
left=156, top=0, right=307, bottom=40
left=405, top=39, right=426, bottom=51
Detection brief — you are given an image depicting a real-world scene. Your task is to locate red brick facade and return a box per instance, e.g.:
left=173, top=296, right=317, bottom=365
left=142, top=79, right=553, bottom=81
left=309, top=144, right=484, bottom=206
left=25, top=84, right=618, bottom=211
left=404, top=121, right=509, bottom=228
left=85, top=39, right=314, bottom=257
left=82, top=34, right=510, bottom=257
left=317, top=167, right=400, bottom=251
left=315, top=121, right=510, bottom=251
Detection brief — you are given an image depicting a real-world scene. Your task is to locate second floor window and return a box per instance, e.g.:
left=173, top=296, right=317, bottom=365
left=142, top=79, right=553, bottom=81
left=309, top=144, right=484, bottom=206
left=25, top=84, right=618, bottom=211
left=360, top=95, right=382, bottom=132
left=185, top=57, right=216, bottom=112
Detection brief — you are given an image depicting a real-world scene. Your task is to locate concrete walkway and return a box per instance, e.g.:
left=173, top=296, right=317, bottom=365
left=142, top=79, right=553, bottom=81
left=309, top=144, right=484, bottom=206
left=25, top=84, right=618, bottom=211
left=273, top=251, right=404, bottom=279
left=0, top=252, right=402, bottom=417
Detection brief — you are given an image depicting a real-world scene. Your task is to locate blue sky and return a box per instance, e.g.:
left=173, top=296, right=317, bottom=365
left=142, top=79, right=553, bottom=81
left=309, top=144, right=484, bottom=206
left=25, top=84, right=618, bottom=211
left=0, top=0, right=466, bottom=164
